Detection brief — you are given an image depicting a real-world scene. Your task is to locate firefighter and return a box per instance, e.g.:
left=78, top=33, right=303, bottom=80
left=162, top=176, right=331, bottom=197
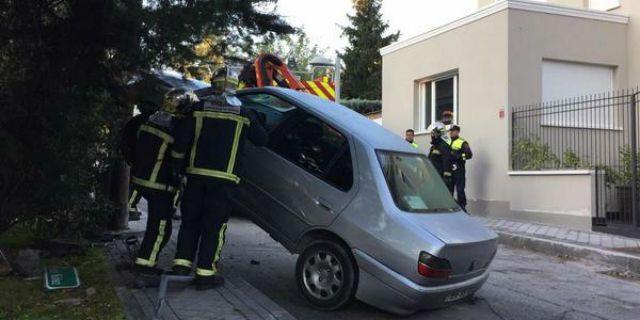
left=448, top=125, right=473, bottom=211
left=121, top=101, right=157, bottom=221
left=427, top=122, right=453, bottom=192
left=169, top=93, right=268, bottom=290
left=405, top=129, right=419, bottom=148
left=131, top=90, right=194, bottom=280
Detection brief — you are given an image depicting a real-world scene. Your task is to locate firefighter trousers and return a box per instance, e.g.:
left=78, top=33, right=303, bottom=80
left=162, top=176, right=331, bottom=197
left=173, top=177, right=230, bottom=278
left=452, top=168, right=467, bottom=210
left=135, top=189, right=174, bottom=267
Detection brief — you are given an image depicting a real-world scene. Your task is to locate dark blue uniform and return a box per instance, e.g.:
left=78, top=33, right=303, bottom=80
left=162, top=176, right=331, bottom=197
left=170, top=97, right=267, bottom=283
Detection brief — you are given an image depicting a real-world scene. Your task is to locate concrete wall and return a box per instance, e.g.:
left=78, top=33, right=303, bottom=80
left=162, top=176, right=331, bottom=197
left=381, top=10, right=510, bottom=208
left=507, top=171, right=595, bottom=229
left=612, top=0, right=640, bottom=87
left=507, top=9, right=628, bottom=107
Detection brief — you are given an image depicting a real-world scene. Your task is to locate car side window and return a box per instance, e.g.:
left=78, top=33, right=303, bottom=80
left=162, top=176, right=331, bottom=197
left=270, top=113, right=353, bottom=191
left=238, top=93, right=297, bottom=131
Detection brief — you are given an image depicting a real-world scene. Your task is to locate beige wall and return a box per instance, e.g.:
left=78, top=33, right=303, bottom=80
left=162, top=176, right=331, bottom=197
left=508, top=9, right=628, bottom=107
left=382, top=10, right=510, bottom=205
left=612, top=0, right=640, bottom=87
left=478, top=0, right=589, bottom=10
left=508, top=172, right=594, bottom=229
left=382, top=6, right=629, bottom=225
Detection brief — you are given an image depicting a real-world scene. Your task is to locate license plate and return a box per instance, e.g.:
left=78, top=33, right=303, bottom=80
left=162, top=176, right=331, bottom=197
left=444, top=290, right=469, bottom=303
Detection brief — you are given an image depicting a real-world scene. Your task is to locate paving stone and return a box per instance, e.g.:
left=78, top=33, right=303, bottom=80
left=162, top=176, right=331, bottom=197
left=535, top=226, right=549, bottom=236
left=613, top=238, right=627, bottom=248
left=601, top=236, right=613, bottom=248
left=577, top=232, right=589, bottom=243
left=554, top=228, right=569, bottom=240
left=588, top=234, right=602, bottom=247
left=526, top=225, right=539, bottom=234
left=517, top=224, right=530, bottom=232
left=566, top=231, right=579, bottom=242
left=624, top=239, right=638, bottom=248
left=545, top=227, right=559, bottom=238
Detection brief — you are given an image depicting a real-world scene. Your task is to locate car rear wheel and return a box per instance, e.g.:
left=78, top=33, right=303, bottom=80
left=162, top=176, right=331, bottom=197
left=296, top=240, right=357, bottom=311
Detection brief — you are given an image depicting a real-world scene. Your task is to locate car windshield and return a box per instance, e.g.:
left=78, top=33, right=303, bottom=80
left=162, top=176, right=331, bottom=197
left=377, top=151, right=459, bottom=213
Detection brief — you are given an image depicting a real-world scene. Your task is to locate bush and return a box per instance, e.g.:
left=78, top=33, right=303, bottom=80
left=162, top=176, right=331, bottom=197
left=339, top=99, right=381, bottom=115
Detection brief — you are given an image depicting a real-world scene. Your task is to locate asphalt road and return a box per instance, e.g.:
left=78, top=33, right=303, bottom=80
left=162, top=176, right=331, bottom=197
left=219, top=217, right=640, bottom=320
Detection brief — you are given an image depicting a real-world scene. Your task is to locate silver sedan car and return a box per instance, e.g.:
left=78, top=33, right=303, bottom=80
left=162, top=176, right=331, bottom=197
left=229, top=87, right=498, bottom=315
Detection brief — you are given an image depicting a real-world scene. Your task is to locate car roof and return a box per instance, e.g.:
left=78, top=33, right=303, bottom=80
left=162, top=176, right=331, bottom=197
left=237, top=87, right=421, bottom=154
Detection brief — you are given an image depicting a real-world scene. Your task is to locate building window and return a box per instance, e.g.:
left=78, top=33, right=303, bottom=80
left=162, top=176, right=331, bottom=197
left=417, top=74, right=458, bottom=131
left=589, top=0, right=620, bottom=11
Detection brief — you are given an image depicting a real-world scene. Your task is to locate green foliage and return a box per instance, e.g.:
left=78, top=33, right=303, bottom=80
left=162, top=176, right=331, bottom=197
left=254, top=31, right=326, bottom=73
left=512, top=138, right=559, bottom=170
left=340, top=0, right=399, bottom=100
left=0, top=0, right=292, bottom=236
left=562, top=149, right=584, bottom=169
left=339, top=99, right=381, bottom=115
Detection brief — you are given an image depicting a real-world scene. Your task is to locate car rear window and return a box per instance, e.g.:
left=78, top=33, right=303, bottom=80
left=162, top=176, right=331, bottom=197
left=377, top=151, right=458, bottom=213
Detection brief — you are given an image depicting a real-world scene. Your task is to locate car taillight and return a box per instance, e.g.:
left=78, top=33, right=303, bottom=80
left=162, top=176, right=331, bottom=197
left=417, top=251, right=451, bottom=279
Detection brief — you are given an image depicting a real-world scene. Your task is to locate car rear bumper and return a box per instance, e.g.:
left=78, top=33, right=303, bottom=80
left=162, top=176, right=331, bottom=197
left=353, top=249, right=490, bottom=315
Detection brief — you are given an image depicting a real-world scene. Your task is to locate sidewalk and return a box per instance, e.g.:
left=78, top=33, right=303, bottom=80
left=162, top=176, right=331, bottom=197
left=477, top=217, right=640, bottom=274
left=106, top=204, right=296, bottom=320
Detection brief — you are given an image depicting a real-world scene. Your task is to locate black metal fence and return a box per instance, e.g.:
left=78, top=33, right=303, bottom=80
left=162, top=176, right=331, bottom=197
left=511, top=88, right=640, bottom=234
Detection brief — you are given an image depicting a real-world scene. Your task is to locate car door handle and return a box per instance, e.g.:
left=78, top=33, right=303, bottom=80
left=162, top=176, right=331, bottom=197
left=313, top=198, right=333, bottom=212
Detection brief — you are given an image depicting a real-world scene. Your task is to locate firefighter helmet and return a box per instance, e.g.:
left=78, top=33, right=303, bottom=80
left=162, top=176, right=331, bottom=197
left=163, top=89, right=199, bottom=115
left=427, top=121, right=446, bottom=135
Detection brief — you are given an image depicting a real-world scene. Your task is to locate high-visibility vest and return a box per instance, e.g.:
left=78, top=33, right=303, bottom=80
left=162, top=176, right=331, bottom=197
left=449, top=138, right=469, bottom=160
left=411, top=142, right=419, bottom=149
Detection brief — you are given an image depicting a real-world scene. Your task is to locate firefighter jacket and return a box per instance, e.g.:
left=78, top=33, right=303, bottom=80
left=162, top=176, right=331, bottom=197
left=449, top=137, right=473, bottom=171
left=428, top=137, right=453, bottom=179
left=131, top=111, right=178, bottom=193
left=121, top=112, right=151, bottom=166
left=170, top=99, right=268, bottom=184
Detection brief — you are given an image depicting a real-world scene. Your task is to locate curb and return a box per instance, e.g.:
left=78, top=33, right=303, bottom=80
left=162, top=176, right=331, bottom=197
left=495, top=230, right=640, bottom=274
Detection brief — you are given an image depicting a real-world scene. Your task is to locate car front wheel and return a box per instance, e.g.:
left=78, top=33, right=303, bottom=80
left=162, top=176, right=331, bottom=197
left=295, top=240, right=357, bottom=311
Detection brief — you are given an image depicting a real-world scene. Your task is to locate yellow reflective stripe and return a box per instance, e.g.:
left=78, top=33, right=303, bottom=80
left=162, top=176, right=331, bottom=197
left=173, top=259, right=192, bottom=268
left=132, top=177, right=175, bottom=192
left=193, top=111, right=250, bottom=126
left=444, top=171, right=452, bottom=177
left=129, top=189, right=138, bottom=207
left=135, top=257, right=155, bottom=267
left=148, top=220, right=167, bottom=265
left=149, top=141, right=169, bottom=183
left=226, top=122, right=244, bottom=173
left=171, top=150, right=185, bottom=159
left=213, top=224, right=227, bottom=269
left=139, top=125, right=174, bottom=143
left=172, top=190, right=180, bottom=208
left=431, top=150, right=441, bottom=155
left=196, top=268, right=217, bottom=276
left=190, top=115, right=203, bottom=169
left=186, top=168, right=240, bottom=183
left=411, top=142, right=419, bottom=148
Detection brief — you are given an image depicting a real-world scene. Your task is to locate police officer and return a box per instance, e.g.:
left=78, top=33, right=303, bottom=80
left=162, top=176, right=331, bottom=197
left=169, top=93, right=268, bottom=290
left=405, top=129, right=419, bottom=148
left=448, top=125, right=473, bottom=211
left=427, top=122, right=453, bottom=191
left=131, top=90, right=192, bottom=279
